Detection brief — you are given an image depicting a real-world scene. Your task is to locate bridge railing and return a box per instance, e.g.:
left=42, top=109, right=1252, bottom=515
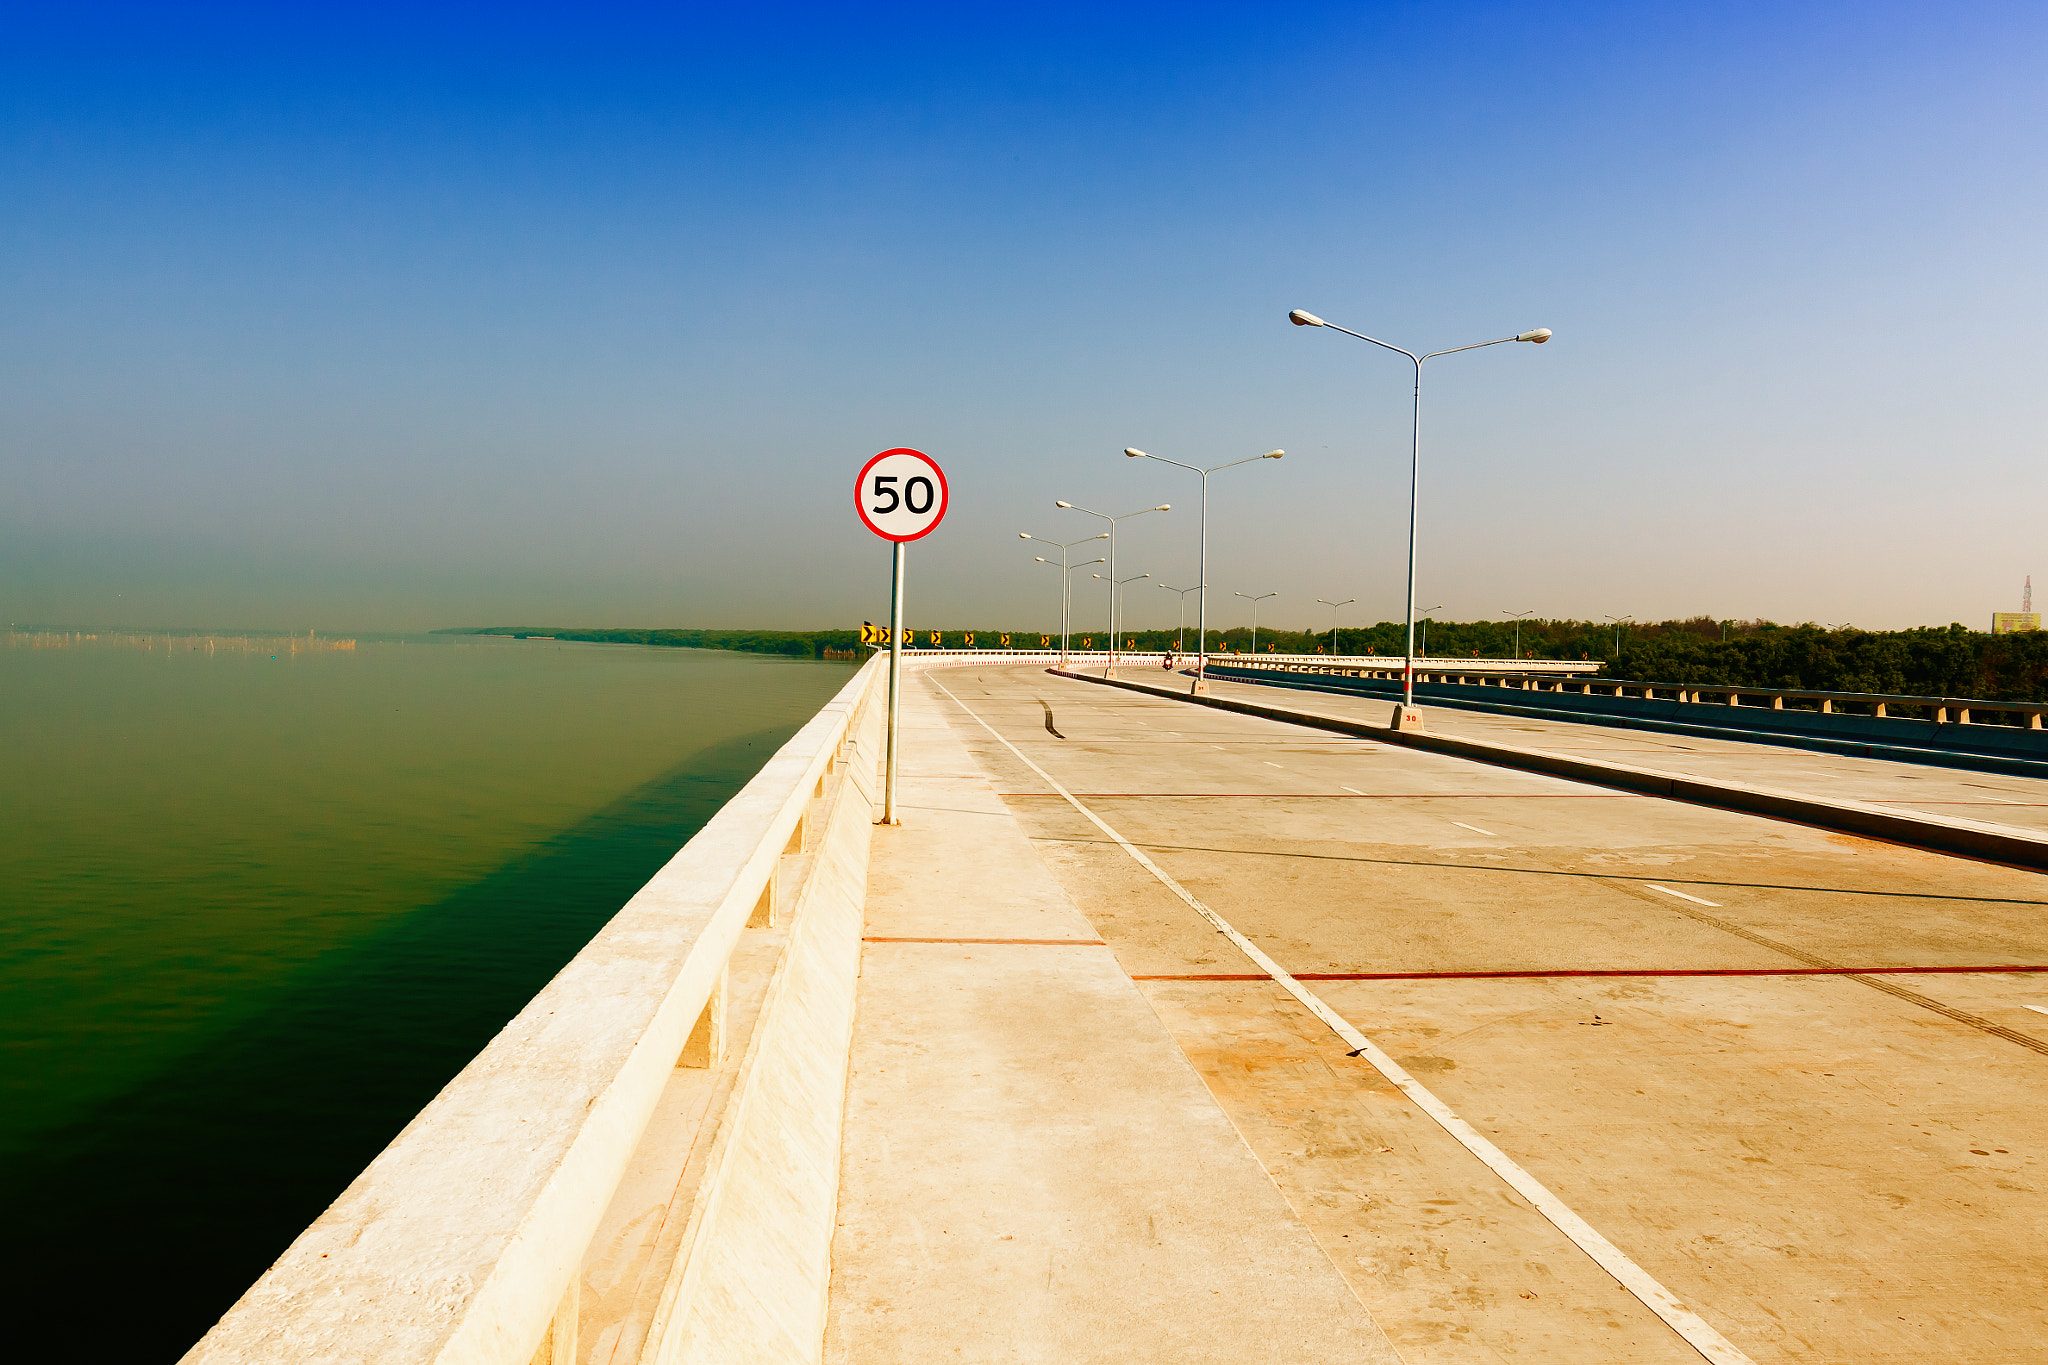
left=184, top=655, right=896, bottom=1365
left=1219, top=661, right=2048, bottom=731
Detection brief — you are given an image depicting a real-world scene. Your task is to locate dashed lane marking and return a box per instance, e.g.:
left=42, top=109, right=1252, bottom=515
left=930, top=677, right=1760, bottom=1365
left=1646, top=883, right=1722, bottom=907
left=1448, top=821, right=1499, bottom=837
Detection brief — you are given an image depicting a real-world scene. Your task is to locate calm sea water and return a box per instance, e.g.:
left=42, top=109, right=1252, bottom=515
left=0, top=632, right=853, bottom=1363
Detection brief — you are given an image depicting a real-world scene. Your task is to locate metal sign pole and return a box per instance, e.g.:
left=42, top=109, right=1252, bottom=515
left=856, top=445, right=945, bottom=828
left=884, top=539, right=904, bottom=825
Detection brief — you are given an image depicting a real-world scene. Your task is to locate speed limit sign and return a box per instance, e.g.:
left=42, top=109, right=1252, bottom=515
left=855, top=448, right=948, bottom=542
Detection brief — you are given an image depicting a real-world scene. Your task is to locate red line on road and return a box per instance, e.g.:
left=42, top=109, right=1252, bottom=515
left=864, top=936, right=1106, bottom=946
left=998, top=792, right=1640, bottom=799
left=1132, top=964, right=2048, bottom=981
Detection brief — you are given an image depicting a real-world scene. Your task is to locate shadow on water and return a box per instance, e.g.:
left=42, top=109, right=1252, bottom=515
left=0, top=724, right=802, bottom=1364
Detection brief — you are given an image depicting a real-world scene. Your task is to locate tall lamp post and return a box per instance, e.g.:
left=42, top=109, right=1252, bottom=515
left=1289, top=307, right=1549, bottom=728
left=1604, top=614, right=1633, bottom=666
left=1157, top=583, right=1199, bottom=654
left=1234, top=591, right=1277, bottom=654
left=1056, top=501, right=1168, bottom=675
left=1094, top=572, right=1151, bottom=655
left=1503, top=608, right=1535, bottom=664
left=1123, top=448, right=1283, bottom=692
left=1316, top=597, right=1355, bottom=655
left=1417, top=605, right=1444, bottom=660
left=1020, top=531, right=1106, bottom=666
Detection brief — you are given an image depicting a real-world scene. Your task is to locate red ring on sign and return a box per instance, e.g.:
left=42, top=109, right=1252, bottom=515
left=855, top=448, right=949, bottom=542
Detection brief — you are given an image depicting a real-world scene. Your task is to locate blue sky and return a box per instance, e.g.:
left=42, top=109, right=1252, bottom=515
left=3, top=3, right=2043, bottom=632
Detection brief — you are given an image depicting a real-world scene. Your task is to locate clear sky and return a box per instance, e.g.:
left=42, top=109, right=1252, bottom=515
left=3, top=2, right=2043, bottom=634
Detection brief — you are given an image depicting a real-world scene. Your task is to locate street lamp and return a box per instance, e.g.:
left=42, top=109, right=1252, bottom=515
left=1021, top=531, right=1107, bottom=666
left=1316, top=597, right=1355, bottom=655
left=1157, top=582, right=1199, bottom=653
left=1093, top=572, right=1151, bottom=656
left=1503, top=609, right=1535, bottom=664
left=1235, top=591, right=1278, bottom=655
left=1056, top=501, right=1168, bottom=675
left=1604, top=613, right=1633, bottom=664
left=1289, top=307, right=1550, bottom=728
left=1123, top=447, right=1283, bottom=691
left=1417, top=605, right=1444, bottom=659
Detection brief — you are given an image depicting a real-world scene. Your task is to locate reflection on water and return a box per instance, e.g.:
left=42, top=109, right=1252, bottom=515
left=0, top=633, right=852, bottom=1363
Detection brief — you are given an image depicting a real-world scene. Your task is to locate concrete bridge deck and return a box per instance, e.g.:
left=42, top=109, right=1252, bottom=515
left=832, top=664, right=2048, bottom=1364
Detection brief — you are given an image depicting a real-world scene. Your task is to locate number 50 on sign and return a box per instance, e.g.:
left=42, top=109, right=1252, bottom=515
left=855, top=448, right=948, bottom=542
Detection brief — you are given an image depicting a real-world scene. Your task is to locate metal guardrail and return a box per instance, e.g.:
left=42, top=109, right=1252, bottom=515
left=1226, top=661, right=2048, bottom=731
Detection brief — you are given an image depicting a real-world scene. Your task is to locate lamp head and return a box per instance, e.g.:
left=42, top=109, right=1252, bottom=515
left=1288, top=309, right=1325, bottom=327
left=1034, top=556, right=1048, bottom=563
left=1018, top=532, right=1032, bottom=540
left=1515, top=328, right=1553, bottom=344
left=1055, top=500, right=1072, bottom=508
left=1263, top=450, right=1284, bottom=459
left=1155, top=504, right=1171, bottom=511
left=1124, top=447, right=1146, bottom=458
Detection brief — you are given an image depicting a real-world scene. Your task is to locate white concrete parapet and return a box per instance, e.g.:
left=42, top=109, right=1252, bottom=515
left=184, top=657, right=894, bottom=1365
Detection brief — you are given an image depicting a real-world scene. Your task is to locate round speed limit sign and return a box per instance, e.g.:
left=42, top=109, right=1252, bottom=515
left=855, top=448, right=949, bottom=542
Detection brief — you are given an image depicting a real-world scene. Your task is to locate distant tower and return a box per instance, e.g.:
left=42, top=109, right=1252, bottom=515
left=2028, top=575, right=2035, bottom=614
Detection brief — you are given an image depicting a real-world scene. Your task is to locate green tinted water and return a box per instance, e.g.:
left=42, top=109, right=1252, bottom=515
left=0, top=633, right=853, bottom=1362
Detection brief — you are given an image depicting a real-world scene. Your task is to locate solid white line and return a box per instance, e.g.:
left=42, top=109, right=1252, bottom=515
left=1645, top=883, right=1722, bottom=908
left=931, top=678, right=1757, bottom=1365
left=1449, top=821, right=1499, bottom=837
left=2028, top=1006, right=2048, bottom=1018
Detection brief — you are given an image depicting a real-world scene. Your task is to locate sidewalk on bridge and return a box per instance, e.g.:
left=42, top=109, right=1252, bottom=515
left=1182, top=669, right=2048, bottom=835
left=824, top=678, right=1404, bottom=1363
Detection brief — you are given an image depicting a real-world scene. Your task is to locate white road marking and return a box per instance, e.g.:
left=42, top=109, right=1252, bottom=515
left=1449, top=821, right=1499, bottom=837
left=1340, top=786, right=1366, bottom=796
left=1266, top=762, right=1285, bottom=769
left=1646, top=883, right=1722, bottom=908
left=932, top=678, right=1758, bottom=1365
left=2028, top=1006, right=2048, bottom=1018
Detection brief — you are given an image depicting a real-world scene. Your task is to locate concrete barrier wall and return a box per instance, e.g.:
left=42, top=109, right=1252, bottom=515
left=642, top=666, right=883, bottom=1365
left=182, top=657, right=889, bottom=1365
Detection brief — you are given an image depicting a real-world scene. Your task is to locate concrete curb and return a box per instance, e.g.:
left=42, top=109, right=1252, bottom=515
left=1048, top=669, right=2048, bottom=873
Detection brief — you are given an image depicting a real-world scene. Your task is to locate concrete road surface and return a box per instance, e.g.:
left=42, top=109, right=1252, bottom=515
left=888, top=664, right=2048, bottom=1365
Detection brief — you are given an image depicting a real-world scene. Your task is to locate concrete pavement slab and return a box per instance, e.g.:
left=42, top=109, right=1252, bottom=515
left=826, top=679, right=1404, bottom=1364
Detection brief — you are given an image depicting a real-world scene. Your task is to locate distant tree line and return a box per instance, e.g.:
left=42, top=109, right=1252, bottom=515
left=438, top=618, right=2048, bottom=701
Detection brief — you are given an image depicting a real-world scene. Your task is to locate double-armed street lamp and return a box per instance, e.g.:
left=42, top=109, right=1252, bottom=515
left=1056, top=501, right=1168, bottom=675
left=1417, top=604, right=1444, bottom=659
left=1234, top=591, right=1277, bottom=654
left=1316, top=597, right=1355, bottom=655
left=1504, top=608, right=1535, bottom=663
left=1288, top=307, right=1550, bottom=727
left=1604, top=613, right=1633, bottom=663
left=1094, top=572, right=1152, bottom=654
left=1157, top=582, right=1199, bottom=653
left=1020, top=531, right=1106, bottom=666
left=1123, top=448, right=1284, bottom=690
